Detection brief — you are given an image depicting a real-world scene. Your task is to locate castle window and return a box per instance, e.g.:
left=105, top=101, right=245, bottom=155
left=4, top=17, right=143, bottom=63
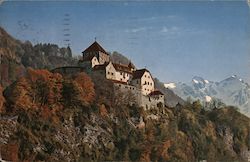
left=150, top=83, right=152, bottom=85
left=120, top=78, right=122, bottom=81
left=108, top=72, right=110, bottom=74
left=111, top=72, right=114, bottom=75
left=120, top=72, right=122, bottom=75
left=145, top=81, right=147, bottom=84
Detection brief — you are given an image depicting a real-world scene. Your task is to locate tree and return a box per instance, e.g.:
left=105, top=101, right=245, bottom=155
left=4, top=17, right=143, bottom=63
left=0, top=85, right=5, bottom=113
left=4, top=68, right=63, bottom=114
left=73, top=72, right=95, bottom=105
left=192, top=100, right=202, bottom=112
left=62, top=72, right=95, bottom=108
left=1, top=143, right=19, bottom=162
left=90, top=73, right=114, bottom=106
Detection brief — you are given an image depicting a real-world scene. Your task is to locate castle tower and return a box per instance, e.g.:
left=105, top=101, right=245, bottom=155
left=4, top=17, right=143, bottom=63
left=82, top=41, right=110, bottom=66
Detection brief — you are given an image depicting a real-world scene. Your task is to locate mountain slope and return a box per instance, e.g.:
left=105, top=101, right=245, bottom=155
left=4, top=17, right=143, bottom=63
left=0, top=69, right=250, bottom=161
left=0, top=27, right=78, bottom=87
left=165, top=76, right=250, bottom=117
left=154, top=78, right=185, bottom=107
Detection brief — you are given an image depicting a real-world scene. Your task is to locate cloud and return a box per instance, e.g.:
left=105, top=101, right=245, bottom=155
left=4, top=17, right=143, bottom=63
left=160, top=26, right=180, bottom=34
left=125, top=27, right=151, bottom=33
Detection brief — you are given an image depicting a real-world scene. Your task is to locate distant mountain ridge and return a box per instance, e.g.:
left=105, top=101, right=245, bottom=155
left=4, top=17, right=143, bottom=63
left=165, top=75, right=250, bottom=117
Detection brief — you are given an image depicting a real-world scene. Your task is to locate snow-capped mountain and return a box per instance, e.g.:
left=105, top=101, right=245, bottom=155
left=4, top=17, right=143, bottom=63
left=164, top=75, right=250, bottom=117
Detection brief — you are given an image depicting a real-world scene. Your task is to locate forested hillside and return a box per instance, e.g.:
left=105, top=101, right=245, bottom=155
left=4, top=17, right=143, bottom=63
left=0, top=69, right=249, bottom=162
left=0, top=27, right=78, bottom=87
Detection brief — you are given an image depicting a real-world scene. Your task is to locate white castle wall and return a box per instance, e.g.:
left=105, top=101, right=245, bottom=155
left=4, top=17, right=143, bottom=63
left=140, top=71, right=154, bottom=95
left=105, top=62, right=117, bottom=80
left=131, top=71, right=154, bottom=96
left=115, top=71, right=132, bottom=83
left=91, top=56, right=99, bottom=67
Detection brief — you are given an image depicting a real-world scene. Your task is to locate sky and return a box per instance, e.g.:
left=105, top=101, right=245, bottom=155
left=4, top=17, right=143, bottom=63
left=0, top=1, right=250, bottom=83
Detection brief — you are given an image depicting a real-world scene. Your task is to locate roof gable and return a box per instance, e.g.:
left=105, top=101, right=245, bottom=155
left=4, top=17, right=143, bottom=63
left=149, top=90, right=164, bottom=96
left=82, top=41, right=108, bottom=54
left=113, top=63, right=132, bottom=74
left=132, top=69, right=151, bottom=79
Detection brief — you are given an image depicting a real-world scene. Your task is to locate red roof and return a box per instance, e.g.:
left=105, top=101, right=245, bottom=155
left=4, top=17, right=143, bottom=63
left=82, top=41, right=108, bottom=54
left=113, top=63, right=132, bottom=74
left=149, top=90, right=164, bottom=96
left=132, top=69, right=150, bottom=79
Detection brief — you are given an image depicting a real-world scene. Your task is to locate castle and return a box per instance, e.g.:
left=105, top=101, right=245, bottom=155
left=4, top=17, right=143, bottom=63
left=52, top=41, right=165, bottom=110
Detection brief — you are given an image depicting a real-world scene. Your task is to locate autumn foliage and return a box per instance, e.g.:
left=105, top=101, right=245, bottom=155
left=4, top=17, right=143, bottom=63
left=71, top=72, right=95, bottom=105
left=4, top=68, right=95, bottom=115
left=0, top=85, right=5, bottom=113
left=1, top=143, right=19, bottom=162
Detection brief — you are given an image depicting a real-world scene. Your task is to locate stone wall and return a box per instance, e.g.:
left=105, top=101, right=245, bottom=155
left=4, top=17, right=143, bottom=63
left=114, top=83, right=165, bottom=110
left=141, top=94, right=164, bottom=110
left=98, top=51, right=110, bottom=64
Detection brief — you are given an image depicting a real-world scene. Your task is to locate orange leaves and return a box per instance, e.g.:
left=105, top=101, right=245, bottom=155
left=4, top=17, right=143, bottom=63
left=73, top=72, right=95, bottom=104
left=1, top=143, right=19, bottom=162
left=61, top=72, right=95, bottom=108
left=10, top=77, right=34, bottom=110
left=0, top=85, right=5, bottom=113
left=159, top=140, right=171, bottom=160
left=6, top=68, right=63, bottom=113
left=99, top=104, right=108, bottom=117
left=41, top=106, right=51, bottom=119
left=26, top=68, right=63, bottom=109
left=26, top=67, right=52, bottom=83
left=5, top=69, right=95, bottom=116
